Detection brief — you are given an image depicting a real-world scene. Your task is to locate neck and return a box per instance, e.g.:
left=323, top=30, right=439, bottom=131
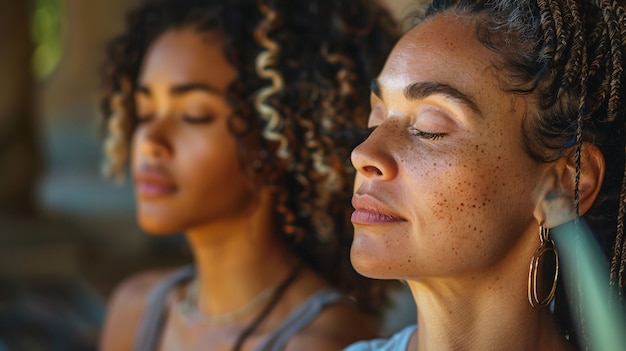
left=408, top=282, right=571, bottom=351
left=185, top=189, right=299, bottom=316
left=406, top=232, right=574, bottom=351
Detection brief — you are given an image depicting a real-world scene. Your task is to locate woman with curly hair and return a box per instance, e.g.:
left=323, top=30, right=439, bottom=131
left=345, top=0, right=626, bottom=350
left=98, top=0, right=398, bottom=350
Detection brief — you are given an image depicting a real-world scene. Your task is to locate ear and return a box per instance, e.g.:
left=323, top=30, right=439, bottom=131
left=533, top=142, right=605, bottom=227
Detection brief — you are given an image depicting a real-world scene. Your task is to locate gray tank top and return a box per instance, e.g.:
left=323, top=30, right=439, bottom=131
left=133, top=266, right=347, bottom=351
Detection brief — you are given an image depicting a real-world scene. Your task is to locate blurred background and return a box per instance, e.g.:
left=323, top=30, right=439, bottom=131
left=0, top=0, right=417, bottom=349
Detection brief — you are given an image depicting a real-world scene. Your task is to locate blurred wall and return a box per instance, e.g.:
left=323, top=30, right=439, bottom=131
left=1, top=0, right=149, bottom=287
left=0, top=1, right=39, bottom=216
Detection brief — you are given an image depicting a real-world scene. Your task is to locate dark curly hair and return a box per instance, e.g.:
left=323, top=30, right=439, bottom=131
left=417, top=0, right=626, bottom=348
left=99, top=0, right=399, bottom=319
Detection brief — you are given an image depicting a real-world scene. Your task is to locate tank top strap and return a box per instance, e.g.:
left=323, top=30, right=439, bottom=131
left=254, top=289, right=349, bottom=351
left=134, top=265, right=195, bottom=351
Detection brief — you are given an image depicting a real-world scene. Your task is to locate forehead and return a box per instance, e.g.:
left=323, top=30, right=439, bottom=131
left=378, top=14, right=499, bottom=103
left=138, top=27, right=236, bottom=89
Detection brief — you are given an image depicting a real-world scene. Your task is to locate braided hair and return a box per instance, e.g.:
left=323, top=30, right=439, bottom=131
left=417, top=0, right=626, bottom=348
left=100, top=0, right=398, bottom=321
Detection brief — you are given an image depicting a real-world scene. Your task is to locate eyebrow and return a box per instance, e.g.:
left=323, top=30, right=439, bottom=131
left=135, top=82, right=224, bottom=96
left=371, top=78, right=481, bottom=113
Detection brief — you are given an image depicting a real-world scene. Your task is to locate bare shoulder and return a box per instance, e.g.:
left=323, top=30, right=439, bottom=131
left=285, top=299, right=377, bottom=351
left=99, top=269, right=174, bottom=351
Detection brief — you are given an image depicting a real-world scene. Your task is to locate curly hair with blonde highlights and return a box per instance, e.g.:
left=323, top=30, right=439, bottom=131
left=100, top=0, right=399, bottom=317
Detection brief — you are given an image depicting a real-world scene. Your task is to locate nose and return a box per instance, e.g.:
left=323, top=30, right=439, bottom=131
left=350, top=125, right=397, bottom=181
left=134, top=117, right=173, bottom=160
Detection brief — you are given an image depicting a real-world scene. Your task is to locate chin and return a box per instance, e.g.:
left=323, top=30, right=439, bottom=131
left=350, top=241, right=395, bottom=280
left=137, top=216, right=184, bottom=235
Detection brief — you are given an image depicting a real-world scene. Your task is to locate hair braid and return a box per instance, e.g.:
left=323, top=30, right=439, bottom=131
left=571, top=2, right=588, bottom=219
left=596, top=0, right=623, bottom=122
left=549, top=0, right=567, bottom=65
left=537, top=0, right=557, bottom=63
left=584, top=25, right=610, bottom=115
left=612, top=172, right=626, bottom=298
left=561, top=0, right=585, bottom=91
left=616, top=210, right=626, bottom=300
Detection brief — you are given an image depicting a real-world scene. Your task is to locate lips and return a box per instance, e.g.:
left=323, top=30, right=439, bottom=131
left=134, top=167, right=178, bottom=198
left=351, top=193, right=406, bottom=225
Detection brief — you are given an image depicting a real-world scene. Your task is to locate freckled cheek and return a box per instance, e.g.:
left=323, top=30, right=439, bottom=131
left=425, top=154, right=504, bottom=239
left=382, top=229, right=417, bottom=272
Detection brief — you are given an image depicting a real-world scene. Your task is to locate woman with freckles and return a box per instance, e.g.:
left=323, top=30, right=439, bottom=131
left=345, top=0, right=626, bottom=350
left=97, top=0, right=398, bottom=350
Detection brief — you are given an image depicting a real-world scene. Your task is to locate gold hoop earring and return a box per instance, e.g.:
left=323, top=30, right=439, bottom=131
left=528, top=225, right=559, bottom=308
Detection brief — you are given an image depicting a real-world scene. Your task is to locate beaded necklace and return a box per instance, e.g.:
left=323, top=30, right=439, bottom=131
left=178, top=280, right=277, bottom=326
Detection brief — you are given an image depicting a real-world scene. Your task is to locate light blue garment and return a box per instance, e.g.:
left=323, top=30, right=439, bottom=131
left=344, top=325, right=416, bottom=351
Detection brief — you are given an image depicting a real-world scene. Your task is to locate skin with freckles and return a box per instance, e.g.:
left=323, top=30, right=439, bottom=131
left=350, top=14, right=579, bottom=351
left=352, top=14, right=543, bottom=281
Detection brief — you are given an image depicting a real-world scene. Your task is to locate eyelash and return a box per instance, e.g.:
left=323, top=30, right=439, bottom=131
left=134, top=115, right=214, bottom=124
left=365, top=126, right=446, bottom=141
left=182, top=115, right=214, bottom=124
left=408, top=127, right=447, bottom=140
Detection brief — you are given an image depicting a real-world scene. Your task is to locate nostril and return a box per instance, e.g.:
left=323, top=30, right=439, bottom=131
left=363, top=165, right=383, bottom=176
left=140, top=140, right=170, bottom=159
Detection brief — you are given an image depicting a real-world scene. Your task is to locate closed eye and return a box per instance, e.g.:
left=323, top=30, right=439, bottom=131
left=182, top=115, right=215, bottom=124
left=408, top=127, right=446, bottom=140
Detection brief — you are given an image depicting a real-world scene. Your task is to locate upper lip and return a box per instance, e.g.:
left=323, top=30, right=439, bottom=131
left=134, top=165, right=177, bottom=188
left=352, top=193, right=405, bottom=220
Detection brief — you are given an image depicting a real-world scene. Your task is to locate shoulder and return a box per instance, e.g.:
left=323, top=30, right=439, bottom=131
left=284, top=292, right=378, bottom=351
left=342, top=325, right=417, bottom=351
left=99, top=269, right=175, bottom=351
